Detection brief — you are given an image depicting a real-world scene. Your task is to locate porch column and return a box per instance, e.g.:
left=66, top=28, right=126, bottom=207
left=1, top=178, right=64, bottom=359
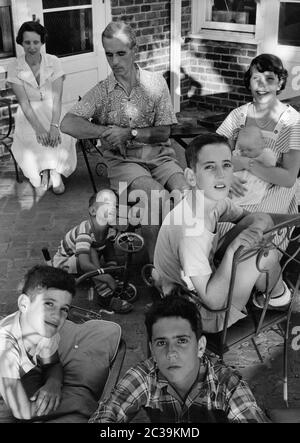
left=170, top=0, right=182, bottom=113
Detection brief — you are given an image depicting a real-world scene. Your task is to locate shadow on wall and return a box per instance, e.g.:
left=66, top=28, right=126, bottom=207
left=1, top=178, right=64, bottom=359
left=183, top=36, right=253, bottom=113
left=163, top=67, right=203, bottom=102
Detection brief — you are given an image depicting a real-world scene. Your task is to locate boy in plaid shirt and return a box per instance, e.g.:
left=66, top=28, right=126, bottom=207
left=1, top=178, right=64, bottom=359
left=89, top=292, right=268, bottom=423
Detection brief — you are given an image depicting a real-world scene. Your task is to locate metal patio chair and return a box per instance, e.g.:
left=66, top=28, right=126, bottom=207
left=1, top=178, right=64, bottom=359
left=201, top=215, right=300, bottom=406
left=142, top=215, right=300, bottom=406
left=0, top=98, right=22, bottom=183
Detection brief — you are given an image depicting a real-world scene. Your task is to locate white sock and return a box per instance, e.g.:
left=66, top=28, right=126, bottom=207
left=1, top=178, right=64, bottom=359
left=50, top=170, right=62, bottom=188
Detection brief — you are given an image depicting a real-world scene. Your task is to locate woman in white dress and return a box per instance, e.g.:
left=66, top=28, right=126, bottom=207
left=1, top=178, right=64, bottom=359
left=7, top=21, right=76, bottom=194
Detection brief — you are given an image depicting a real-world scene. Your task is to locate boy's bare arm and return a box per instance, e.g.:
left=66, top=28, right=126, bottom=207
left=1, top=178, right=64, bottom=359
left=31, top=359, right=63, bottom=417
left=0, top=376, right=37, bottom=419
left=78, top=251, right=101, bottom=273
left=190, top=226, right=265, bottom=310
left=216, top=211, right=274, bottom=257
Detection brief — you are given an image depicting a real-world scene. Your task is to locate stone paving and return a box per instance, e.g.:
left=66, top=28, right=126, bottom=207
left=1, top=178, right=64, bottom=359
left=1, top=132, right=300, bottom=422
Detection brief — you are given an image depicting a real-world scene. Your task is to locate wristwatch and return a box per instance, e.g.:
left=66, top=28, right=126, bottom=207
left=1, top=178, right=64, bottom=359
left=131, top=128, right=138, bottom=140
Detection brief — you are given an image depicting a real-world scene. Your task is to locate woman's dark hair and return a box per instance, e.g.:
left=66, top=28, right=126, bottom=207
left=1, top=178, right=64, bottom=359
left=185, top=132, right=230, bottom=171
left=22, top=265, right=76, bottom=298
left=16, top=21, right=47, bottom=45
left=244, top=53, right=288, bottom=93
left=145, top=289, right=203, bottom=342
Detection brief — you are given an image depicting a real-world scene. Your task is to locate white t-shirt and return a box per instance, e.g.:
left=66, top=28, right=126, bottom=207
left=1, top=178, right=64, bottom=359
left=0, top=312, right=60, bottom=379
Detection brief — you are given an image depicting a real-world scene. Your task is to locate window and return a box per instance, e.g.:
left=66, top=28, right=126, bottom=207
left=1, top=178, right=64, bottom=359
left=192, top=0, right=260, bottom=40
left=42, top=0, right=93, bottom=57
left=278, top=1, right=300, bottom=47
left=0, top=0, right=15, bottom=59
left=210, top=0, right=256, bottom=24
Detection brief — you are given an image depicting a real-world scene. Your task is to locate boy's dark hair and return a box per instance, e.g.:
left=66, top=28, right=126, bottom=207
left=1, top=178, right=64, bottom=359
left=145, top=288, right=203, bottom=341
left=88, top=187, right=117, bottom=209
left=16, top=21, right=47, bottom=45
left=185, top=133, right=230, bottom=171
left=244, top=53, right=288, bottom=93
left=22, top=265, right=75, bottom=298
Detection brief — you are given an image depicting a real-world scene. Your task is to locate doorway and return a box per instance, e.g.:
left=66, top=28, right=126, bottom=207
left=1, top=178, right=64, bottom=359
left=28, top=0, right=111, bottom=105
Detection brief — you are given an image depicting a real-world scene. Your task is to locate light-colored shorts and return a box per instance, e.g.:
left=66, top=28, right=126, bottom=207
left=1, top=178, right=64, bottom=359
left=53, top=251, right=78, bottom=274
left=104, top=144, right=184, bottom=191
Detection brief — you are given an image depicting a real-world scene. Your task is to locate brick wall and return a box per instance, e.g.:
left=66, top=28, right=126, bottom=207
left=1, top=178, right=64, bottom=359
left=183, top=38, right=257, bottom=112
left=111, top=0, right=191, bottom=88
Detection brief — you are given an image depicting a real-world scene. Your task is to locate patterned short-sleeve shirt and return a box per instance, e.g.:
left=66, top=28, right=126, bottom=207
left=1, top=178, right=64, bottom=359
left=70, top=66, right=177, bottom=149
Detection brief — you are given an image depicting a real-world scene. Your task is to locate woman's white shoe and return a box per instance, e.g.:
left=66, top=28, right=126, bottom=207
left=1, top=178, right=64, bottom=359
left=50, top=170, right=65, bottom=194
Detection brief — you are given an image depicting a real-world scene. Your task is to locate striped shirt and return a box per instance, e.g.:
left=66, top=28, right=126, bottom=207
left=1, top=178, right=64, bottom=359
left=89, top=355, right=268, bottom=423
left=59, top=220, right=106, bottom=257
left=217, top=103, right=300, bottom=247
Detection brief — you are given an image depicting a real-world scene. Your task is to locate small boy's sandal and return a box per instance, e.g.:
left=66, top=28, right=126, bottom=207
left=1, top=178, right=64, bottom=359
left=252, top=281, right=292, bottom=311
left=108, top=296, right=133, bottom=314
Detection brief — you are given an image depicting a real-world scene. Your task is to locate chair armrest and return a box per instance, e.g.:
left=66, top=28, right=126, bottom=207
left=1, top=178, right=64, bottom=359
left=99, top=339, right=126, bottom=403
left=0, top=98, right=13, bottom=140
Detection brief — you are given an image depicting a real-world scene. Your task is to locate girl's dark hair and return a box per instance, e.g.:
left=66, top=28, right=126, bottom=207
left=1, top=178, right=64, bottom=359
left=185, top=132, right=230, bottom=171
left=244, top=53, right=288, bottom=93
left=16, top=21, right=47, bottom=45
left=22, top=265, right=76, bottom=298
left=145, top=289, right=203, bottom=342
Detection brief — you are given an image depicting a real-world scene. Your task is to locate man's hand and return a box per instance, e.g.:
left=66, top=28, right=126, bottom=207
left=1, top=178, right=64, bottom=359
left=30, top=379, right=62, bottom=417
left=101, top=125, right=130, bottom=157
left=230, top=175, right=248, bottom=197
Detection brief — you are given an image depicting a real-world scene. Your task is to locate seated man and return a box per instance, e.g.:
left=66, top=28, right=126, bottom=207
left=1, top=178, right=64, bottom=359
left=60, top=20, right=188, bottom=262
left=89, top=293, right=268, bottom=423
left=153, top=133, right=292, bottom=333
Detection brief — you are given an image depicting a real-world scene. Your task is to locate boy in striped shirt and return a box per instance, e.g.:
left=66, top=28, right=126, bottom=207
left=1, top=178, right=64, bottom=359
left=53, top=188, right=132, bottom=314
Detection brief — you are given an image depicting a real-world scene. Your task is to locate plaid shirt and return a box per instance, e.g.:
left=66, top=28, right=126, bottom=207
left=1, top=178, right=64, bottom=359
left=89, top=355, right=268, bottom=423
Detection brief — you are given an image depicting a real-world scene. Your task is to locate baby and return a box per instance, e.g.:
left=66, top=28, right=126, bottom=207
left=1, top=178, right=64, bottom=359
left=231, top=126, right=276, bottom=206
